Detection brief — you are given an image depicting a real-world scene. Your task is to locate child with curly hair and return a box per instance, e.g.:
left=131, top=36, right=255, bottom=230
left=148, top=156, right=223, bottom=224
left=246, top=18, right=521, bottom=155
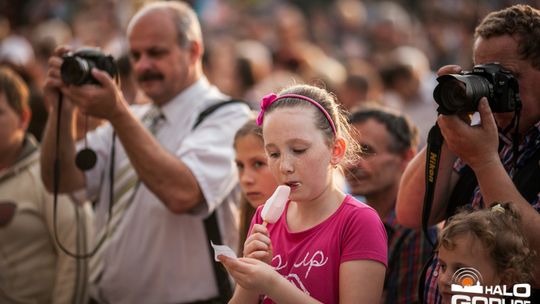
left=437, top=202, right=535, bottom=304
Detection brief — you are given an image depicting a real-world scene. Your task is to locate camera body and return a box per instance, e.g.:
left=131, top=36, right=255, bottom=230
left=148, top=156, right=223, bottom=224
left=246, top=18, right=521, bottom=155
left=433, top=63, right=521, bottom=115
left=61, top=48, right=117, bottom=86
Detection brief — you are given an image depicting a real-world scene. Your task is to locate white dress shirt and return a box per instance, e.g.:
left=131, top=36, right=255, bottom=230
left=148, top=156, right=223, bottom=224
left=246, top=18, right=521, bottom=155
left=80, top=77, right=250, bottom=303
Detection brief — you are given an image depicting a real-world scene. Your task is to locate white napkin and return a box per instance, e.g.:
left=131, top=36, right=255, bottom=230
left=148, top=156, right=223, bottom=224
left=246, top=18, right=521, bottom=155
left=211, top=241, right=238, bottom=261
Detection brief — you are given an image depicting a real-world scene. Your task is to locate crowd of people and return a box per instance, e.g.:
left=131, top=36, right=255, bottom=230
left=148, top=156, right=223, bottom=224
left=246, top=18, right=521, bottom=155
left=0, top=0, right=539, bottom=303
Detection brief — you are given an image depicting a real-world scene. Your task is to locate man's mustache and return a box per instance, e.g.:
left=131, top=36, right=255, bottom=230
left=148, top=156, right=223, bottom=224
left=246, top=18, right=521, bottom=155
left=138, top=72, right=164, bottom=82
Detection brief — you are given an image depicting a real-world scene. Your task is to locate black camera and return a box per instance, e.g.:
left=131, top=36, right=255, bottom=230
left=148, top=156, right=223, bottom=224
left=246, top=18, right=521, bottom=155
left=433, top=63, right=521, bottom=115
left=61, top=48, right=117, bottom=86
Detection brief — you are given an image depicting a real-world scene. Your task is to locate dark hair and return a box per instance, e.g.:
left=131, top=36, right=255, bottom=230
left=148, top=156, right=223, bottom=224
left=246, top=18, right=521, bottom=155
left=438, top=202, right=535, bottom=285
left=345, top=74, right=369, bottom=93
left=0, top=66, right=29, bottom=118
left=475, top=4, right=540, bottom=70
left=348, top=106, right=418, bottom=154
left=263, top=84, right=361, bottom=166
left=379, top=63, right=414, bottom=90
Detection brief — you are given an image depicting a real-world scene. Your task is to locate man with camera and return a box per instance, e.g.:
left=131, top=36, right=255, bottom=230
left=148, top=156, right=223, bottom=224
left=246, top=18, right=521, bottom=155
left=40, top=1, right=250, bottom=303
left=396, top=4, right=540, bottom=303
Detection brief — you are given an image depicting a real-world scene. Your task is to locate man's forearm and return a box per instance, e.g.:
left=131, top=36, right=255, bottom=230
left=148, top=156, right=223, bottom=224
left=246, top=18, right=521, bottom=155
left=110, top=105, right=203, bottom=214
left=396, top=144, right=458, bottom=228
left=40, top=108, right=86, bottom=193
left=473, top=159, right=540, bottom=285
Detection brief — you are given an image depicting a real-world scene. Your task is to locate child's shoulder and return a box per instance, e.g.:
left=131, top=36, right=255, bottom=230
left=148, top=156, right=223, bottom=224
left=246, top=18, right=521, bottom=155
left=337, top=196, right=387, bottom=247
left=338, top=195, right=381, bottom=221
left=342, top=195, right=376, bottom=212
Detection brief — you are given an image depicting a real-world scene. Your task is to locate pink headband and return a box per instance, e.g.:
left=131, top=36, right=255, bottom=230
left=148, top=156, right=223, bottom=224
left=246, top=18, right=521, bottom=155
left=256, top=93, right=337, bottom=135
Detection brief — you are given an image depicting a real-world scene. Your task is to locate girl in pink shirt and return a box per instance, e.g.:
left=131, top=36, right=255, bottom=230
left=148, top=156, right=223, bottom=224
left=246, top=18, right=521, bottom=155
left=219, top=84, right=388, bottom=303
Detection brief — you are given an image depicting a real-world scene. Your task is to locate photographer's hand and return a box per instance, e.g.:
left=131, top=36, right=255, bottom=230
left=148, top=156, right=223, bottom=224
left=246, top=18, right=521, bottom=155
left=396, top=64, right=467, bottom=229
left=60, top=68, right=128, bottom=122
left=437, top=64, right=462, bottom=77
left=437, top=98, right=500, bottom=171
left=436, top=65, right=475, bottom=123
left=40, top=46, right=86, bottom=193
left=44, top=46, right=76, bottom=115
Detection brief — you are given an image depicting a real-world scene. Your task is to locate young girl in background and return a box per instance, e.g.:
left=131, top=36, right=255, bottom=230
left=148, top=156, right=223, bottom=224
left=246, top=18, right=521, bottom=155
left=219, top=84, right=388, bottom=303
left=437, top=202, right=535, bottom=304
left=234, top=119, right=279, bottom=254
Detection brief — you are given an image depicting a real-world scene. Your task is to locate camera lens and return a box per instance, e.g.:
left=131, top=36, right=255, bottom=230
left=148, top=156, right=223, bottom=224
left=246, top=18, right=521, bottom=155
left=436, top=79, right=467, bottom=113
left=61, top=56, right=91, bottom=85
left=434, top=74, right=492, bottom=113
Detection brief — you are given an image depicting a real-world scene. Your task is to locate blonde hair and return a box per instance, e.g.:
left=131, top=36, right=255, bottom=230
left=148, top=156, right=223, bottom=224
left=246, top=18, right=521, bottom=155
left=234, top=119, right=262, bottom=148
left=262, top=84, right=361, bottom=167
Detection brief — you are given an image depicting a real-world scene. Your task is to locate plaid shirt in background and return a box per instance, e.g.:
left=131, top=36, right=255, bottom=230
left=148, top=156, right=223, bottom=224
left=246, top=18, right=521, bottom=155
left=384, top=210, right=437, bottom=304
left=422, top=120, right=540, bottom=304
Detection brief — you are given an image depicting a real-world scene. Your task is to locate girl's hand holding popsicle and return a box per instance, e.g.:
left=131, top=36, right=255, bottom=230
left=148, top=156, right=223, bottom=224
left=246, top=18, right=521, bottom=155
left=242, top=185, right=290, bottom=264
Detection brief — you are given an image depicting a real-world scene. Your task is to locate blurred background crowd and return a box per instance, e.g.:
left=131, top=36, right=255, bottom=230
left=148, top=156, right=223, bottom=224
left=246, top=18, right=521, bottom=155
left=2, top=1, right=540, bottom=303
left=1, top=0, right=539, bottom=146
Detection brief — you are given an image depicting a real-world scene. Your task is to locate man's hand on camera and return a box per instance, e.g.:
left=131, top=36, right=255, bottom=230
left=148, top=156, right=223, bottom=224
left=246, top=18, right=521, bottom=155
left=436, top=64, right=462, bottom=77
left=43, top=46, right=75, bottom=114
left=60, top=68, right=127, bottom=122
left=438, top=98, right=500, bottom=172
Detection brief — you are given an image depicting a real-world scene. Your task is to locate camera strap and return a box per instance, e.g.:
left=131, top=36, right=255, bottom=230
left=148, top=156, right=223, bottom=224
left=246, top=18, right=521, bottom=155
left=505, top=107, right=522, bottom=167
left=422, top=123, right=444, bottom=247
left=417, top=123, right=444, bottom=304
left=53, top=93, right=111, bottom=259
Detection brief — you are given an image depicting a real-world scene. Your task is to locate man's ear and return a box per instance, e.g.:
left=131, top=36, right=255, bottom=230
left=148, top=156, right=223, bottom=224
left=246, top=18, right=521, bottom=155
left=399, top=147, right=416, bottom=170
left=330, top=137, right=347, bottom=166
left=19, top=106, right=31, bottom=131
left=189, top=40, right=203, bottom=62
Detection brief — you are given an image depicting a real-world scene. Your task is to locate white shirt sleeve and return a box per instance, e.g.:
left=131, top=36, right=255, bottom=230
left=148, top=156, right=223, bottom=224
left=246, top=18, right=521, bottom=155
left=178, top=103, right=250, bottom=214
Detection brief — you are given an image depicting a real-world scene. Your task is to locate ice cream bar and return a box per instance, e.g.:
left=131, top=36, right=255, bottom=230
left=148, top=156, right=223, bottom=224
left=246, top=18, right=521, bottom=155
left=261, top=185, right=290, bottom=226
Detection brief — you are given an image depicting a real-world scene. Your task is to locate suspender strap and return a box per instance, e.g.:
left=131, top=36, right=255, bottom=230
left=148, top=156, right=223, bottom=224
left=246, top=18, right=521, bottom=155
left=203, top=212, right=233, bottom=302
left=193, top=99, right=245, bottom=303
left=193, top=99, right=245, bottom=129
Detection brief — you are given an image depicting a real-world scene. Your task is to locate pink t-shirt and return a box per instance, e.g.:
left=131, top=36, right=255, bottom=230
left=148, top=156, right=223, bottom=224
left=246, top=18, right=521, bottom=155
left=250, top=195, right=388, bottom=304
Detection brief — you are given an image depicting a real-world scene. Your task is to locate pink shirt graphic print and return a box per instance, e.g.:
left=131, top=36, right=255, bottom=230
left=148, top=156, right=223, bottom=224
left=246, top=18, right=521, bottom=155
left=251, top=195, right=388, bottom=304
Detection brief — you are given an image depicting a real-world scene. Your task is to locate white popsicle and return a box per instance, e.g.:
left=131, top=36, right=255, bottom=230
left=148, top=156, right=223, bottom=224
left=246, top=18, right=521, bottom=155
left=261, top=185, right=291, bottom=226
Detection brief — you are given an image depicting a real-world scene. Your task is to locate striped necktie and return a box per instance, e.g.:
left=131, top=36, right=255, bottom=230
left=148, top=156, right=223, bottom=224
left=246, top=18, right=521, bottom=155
left=89, top=105, right=164, bottom=283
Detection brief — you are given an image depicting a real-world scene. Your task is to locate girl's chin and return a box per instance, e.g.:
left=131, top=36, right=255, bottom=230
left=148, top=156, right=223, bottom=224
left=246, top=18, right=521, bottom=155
left=249, top=201, right=264, bottom=208
left=246, top=196, right=266, bottom=208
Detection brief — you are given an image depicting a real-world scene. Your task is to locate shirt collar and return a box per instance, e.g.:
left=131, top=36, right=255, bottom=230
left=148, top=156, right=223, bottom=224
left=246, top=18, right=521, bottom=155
left=16, top=134, right=38, bottom=163
left=499, top=120, right=540, bottom=147
left=159, top=77, right=212, bottom=122
left=0, top=134, right=39, bottom=181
